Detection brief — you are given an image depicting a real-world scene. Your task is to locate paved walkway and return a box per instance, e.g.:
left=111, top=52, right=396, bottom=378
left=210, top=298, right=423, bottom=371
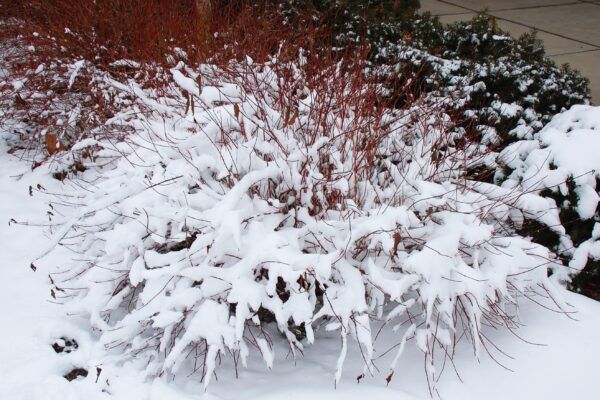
left=420, top=0, right=600, bottom=103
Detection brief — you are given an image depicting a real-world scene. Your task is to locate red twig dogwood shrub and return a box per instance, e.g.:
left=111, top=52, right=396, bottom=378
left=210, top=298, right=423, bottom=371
left=26, top=50, right=569, bottom=393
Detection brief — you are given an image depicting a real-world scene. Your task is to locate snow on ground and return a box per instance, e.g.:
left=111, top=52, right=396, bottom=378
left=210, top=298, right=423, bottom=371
left=1, top=132, right=600, bottom=400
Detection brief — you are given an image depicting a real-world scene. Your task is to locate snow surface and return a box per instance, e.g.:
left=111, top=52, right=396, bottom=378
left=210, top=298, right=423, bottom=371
left=2, top=122, right=600, bottom=400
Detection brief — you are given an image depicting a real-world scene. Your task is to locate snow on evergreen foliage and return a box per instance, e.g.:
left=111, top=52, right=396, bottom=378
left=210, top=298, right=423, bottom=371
left=412, top=15, right=590, bottom=135
left=498, top=105, right=600, bottom=287
left=289, top=6, right=591, bottom=147
left=30, top=56, right=572, bottom=388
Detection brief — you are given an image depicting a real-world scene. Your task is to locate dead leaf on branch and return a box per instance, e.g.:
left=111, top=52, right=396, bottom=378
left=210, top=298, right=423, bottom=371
left=45, top=131, right=64, bottom=155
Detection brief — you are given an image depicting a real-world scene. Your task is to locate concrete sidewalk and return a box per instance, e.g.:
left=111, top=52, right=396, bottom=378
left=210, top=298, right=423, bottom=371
left=420, top=0, right=600, bottom=103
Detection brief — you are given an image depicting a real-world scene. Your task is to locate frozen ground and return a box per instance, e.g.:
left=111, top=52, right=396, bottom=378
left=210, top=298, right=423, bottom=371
left=1, top=134, right=599, bottom=400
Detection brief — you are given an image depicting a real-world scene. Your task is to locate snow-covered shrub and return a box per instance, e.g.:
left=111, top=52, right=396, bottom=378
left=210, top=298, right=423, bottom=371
left=498, top=105, right=600, bottom=299
left=0, top=2, right=287, bottom=161
left=299, top=7, right=593, bottom=297
left=30, top=50, right=572, bottom=391
left=0, top=19, right=158, bottom=162
left=401, top=14, right=591, bottom=141
left=278, top=3, right=590, bottom=148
